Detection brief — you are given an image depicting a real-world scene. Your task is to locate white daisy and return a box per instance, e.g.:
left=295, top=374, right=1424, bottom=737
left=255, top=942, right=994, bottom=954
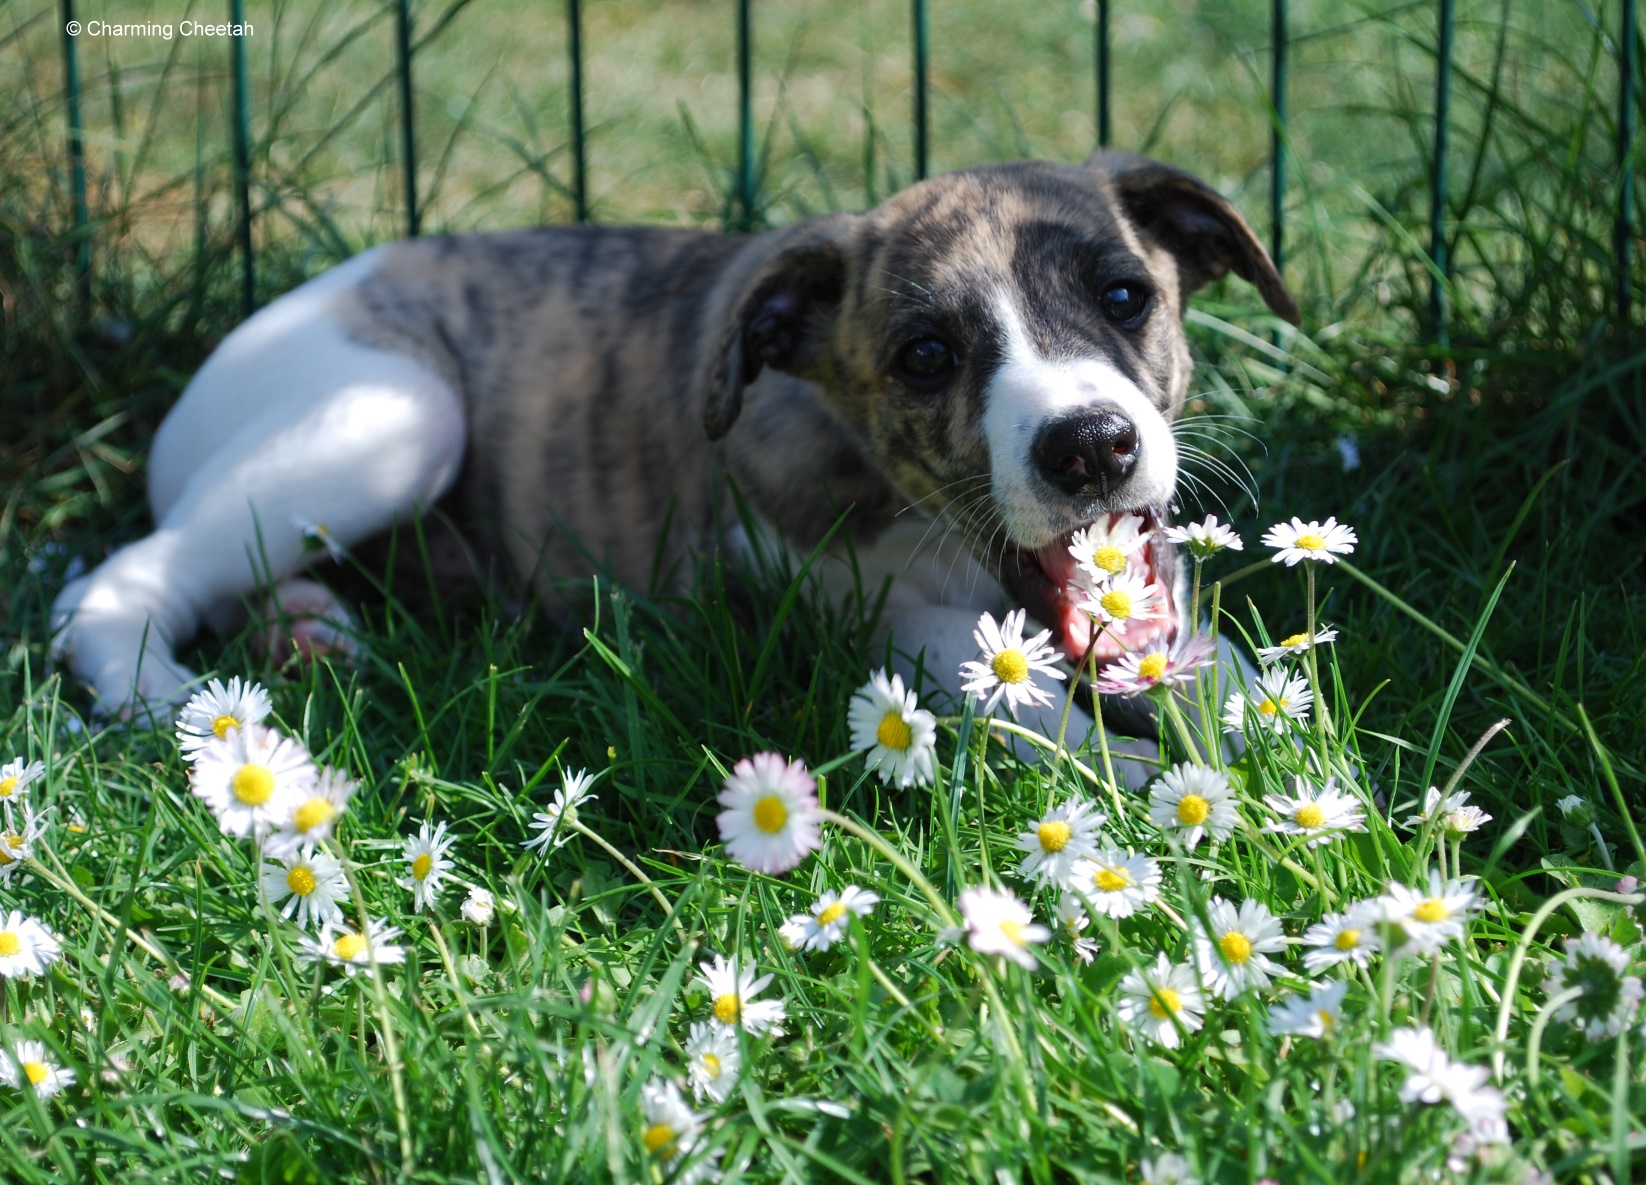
left=1055, top=894, right=1099, bottom=965
left=263, top=766, right=356, bottom=858
left=848, top=669, right=939, bottom=787
left=1093, top=633, right=1216, bottom=698
left=782, top=885, right=879, bottom=953
left=1442, top=804, right=1492, bottom=836
left=0, top=804, right=47, bottom=881
left=461, top=886, right=496, bottom=927
left=1148, top=764, right=1239, bottom=850
left=1069, top=850, right=1161, bottom=919
left=0, top=912, right=62, bottom=979
left=1194, top=897, right=1288, bottom=999
left=1374, top=1025, right=1453, bottom=1103
left=1403, top=786, right=1464, bottom=829
left=958, top=609, right=1066, bottom=717
left=697, top=954, right=786, bottom=1036
left=260, top=847, right=347, bottom=929
left=1067, top=512, right=1152, bottom=583
left=715, top=753, right=821, bottom=876
left=0, top=1041, right=75, bottom=1098
left=1544, top=932, right=1644, bottom=1038
left=1262, top=777, right=1365, bottom=847
left=1267, top=980, right=1349, bottom=1039
left=522, top=768, right=599, bottom=855
left=1015, top=800, right=1106, bottom=887
left=189, top=723, right=316, bottom=839
left=1261, top=516, right=1358, bottom=566
left=684, top=1020, right=741, bottom=1104
left=1139, top=1151, right=1198, bottom=1185
left=1381, top=872, right=1477, bottom=956
left=1071, top=569, right=1163, bottom=631
left=0, top=758, right=44, bottom=804
left=1117, top=953, right=1206, bottom=1049
left=1222, top=669, right=1314, bottom=735
left=174, top=676, right=272, bottom=760
left=1256, top=626, right=1339, bottom=665
left=1165, top=514, right=1244, bottom=559
left=294, top=517, right=348, bottom=563
left=399, top=819, right=456, bottom=912
left=1554, top=794, right=1591, bottom=822
left=299, top=918, right=406, bottom=976
left=958, top=886, right=1051, bottom=970
left=640, top=1078, right=719, bottom=1182
left=1301, top=900, right=1384, bottom=972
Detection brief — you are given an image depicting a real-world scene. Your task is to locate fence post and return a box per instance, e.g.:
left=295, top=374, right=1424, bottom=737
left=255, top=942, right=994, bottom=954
left=1270, top=0, right=1287, bottom=274
left=60, top=0, right=90, bottom=318
left=736, top=0, right=754, bottom=228
left=912, top=0, right=929, bottom=179
left=1618, top=0, right=1637, bottom=323
left=396, top=0, right=419, bottom=236
left=1430, top=0, right=1454, bottom=345
left=230, top=1, right=255, bottom=318
left=1095, top=0, right=1111, bottom=148
left=567, top=0, right=587, bottom=222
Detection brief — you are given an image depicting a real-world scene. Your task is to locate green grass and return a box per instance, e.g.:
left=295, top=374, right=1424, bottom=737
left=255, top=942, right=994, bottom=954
left=2, top=0, right=1645, bottom=1181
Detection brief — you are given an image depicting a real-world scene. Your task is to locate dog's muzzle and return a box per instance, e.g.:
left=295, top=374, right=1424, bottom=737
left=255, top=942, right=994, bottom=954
left=1031, top=409, right=1139, bottom=498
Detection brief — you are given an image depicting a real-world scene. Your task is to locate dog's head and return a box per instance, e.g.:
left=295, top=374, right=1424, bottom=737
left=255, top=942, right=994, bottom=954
left=705, top=151, right=1296, bottom=663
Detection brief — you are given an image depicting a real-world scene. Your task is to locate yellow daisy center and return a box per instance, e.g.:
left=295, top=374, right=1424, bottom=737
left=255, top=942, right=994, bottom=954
left=751, top=795, right=789, bottom=834
left=23, top=1062, right=48, bottom=1086
left=211, top=714, right=240, bottom=739
left=1094, top=867, right=1132, bottom=893
left=1176, top=794, right=1210, bottom=826
left=1315, top=1009, right=1335, bottom=1031
left=1295, top=803, right=1326, bottom=829
left=991, top=648, right=1030, bottom=684
left=643, top=1123, right=679, bottom=1156
left=1412, top=897, right=1450, bottom=923
left=701, top=1052, right=722, bottom=1078
left=1136, top=652, right=1168, bottom=681
left=293, top=797, right=336, bottom=834
left=1091, top=544, right=1127, bottom=574
left=1037, top=820, right=1074, bottom=853
left=0, top=931, right=20, bottom=957
left=1148, top=988, right=1182, bottom=1018
left=412, top=852, right=433, bottom=881
left=231, top=764, right=274, bottom=805
left=1296, top=533, right=1327, bottom=551
left=876, top=712, right=913, bottom=751
left=0, top=777, right=16, bottom=798
left=0, top=836, right=21, bottom=865
left=1099, top=589, right=1134, bottom=620
left=816, top=901, right=847, bottom=926
left=1279, top=632, right=1311, bottom=648
left=1334, top=928, right=1362, bottom=951
left=712, top=993, right=741, bottom=1024
left=286, top=866, right=317, bottom=896
left=333, top=933, right=368, bottom=961
left=1258, top=697, right=1285, bottom=716
left=1219, top=931, right=1253, bottom=964
left=999, top=919, right=1026, bottom=946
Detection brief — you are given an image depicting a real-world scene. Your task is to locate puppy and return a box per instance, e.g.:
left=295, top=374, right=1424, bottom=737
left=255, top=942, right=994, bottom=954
left=51, top=150, right=1296, bottom=771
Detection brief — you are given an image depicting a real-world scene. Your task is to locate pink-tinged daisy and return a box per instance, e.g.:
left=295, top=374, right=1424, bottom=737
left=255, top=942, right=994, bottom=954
left=1147, top=763, right=1238, bottom=850
left=1015, top=800, right=1106, bottom=887
left=175, top=676, right=272, bottom=760
left=1117, top=953, right=1205, bottom=1049
left=1267, top=980, right=1349, bottom=1039
left=0, top=1040, right=75, bottom=1098
left=299, top=918, right=406, bottom=977
left=1255, top=626, right=1338, bottom=665
left=959, top=886, right=1051, bottom=970
left=1261, top=516, right=1358, bottom=566
left=0, top=758, right=44, bottom=804
left=263, top=765, right=356, bottom=858
left=190, top=723, right=315, bottom=839
left=0, top=911, right=61, bottom=979
left=697, top=954, right=786, bottom=1036
left=523, top=768, right=598, bottom=855
left=399, top=819, right=457, bottom=912
left=1067, top=849, right=1161, bottom=918
left=1165, top=514, right=1244, bottom=559
left=1193, top=897, right=1288, bottom=999
left=1222, top=669, right=1313, bottom=735
left=715, top=753, right=822, bottom=875
left=958, top=610, right=1065, bottom=717
left=780, top=885, right=879, bottom=953
left=1093, top=633, right=1216, bottom=697
left=1067, top=512, right=1152, bottom=582
left=1544, top=932, right=1644, bottom=1038
left=1380, top=872, right=1478, bottom=956
left=847, top=670, right=938, bottom=787
left=1301, top=899, right=1383, bottom=972
left=1262, top=777, right=1365, bottom=847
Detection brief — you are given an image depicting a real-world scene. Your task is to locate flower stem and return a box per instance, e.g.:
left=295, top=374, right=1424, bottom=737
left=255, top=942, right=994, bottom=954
left=1525, top=986, right=1584, bottom=1087
left=1188, top=559, right=1203, bottom=639
left=819, top=809, right=957, bottom=927
left=568, top=819, right=688, bottom=940
left=1304, top=563, right=1332, bottom=772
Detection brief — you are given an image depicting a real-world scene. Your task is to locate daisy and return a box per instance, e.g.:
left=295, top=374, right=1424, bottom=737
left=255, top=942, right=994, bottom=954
left=1148, top=764, right=1239, bottom=850
left=1256, top=626, right=1338, bottom=665
left=300, top=918, right=406, bottom=976
left=263, top=766, right=356, bottom=858
left=174, top=676, right=272, bottom=760
left=684, top=1020, right=741, bottom=1104
left=1301, top=900, right=1383, bottom=972
left=1139, top=1151, right=1198, bottom=1185
left=1554, top=794, right=1591, bottom=822
left=461, top=886, right=495, bottom=927
left=1381, top=872, right=1477, bottom=956
left=189, top=723, right=316, bottom=839
left=1094, top=633, right=1216, bottom=697
left=847, top=670, right=938, bottom=787
left=1262, top=777, right=1365, bottom=847
left=1261, top=516, right=1358, bottom=566
left=0, top=1041, right=75, bottom=1098
left=959, top=887, right=1051, bottom=970
left=958, top=609, right=1065, bottom=717
left=260, top=847, right=347, bottom=929
left=1117, top=953, right=1206, bottom=1049
left=1194, top=897, right=1288, bottom=999
left=1165, top=514, right=1244, bottom=559
left=697, top=954, right=786, bottom=1036
left=1267, top=980, right=1349, bottom=1039
left=1015, top=800, right=1106, bottom=887
left=781, top=885, right=880, bottom=953
left=640, top=1078, right=719, bottom=1182
left=399, top=819, right=456, bottom=912
left=1071, top=569, right=1163, bottom=631
left=1222, top=669, right=1313, bottom=735
left=1068, top=849, right=1162, bottom=919
left=1067, top=513, right=1152, bottom=582
left=522, top=768, right=598, bottom=855
left=1374, top=1026, right=1453, bottom=1104
left=0, top=804, right=47, bottom=881
left=1544, top=932, right=1644, bottom=1038
left=0, top=912, right=62, bottom=979
left=715, top=754, right=821, bottom=875
left=1055, top=894, right=1099, bottom=965
left=0, top=758, right=44, bottom=804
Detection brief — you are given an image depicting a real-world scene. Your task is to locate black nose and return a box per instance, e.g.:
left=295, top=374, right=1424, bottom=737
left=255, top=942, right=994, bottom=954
left=1032, top=410, right=1139, bottom=496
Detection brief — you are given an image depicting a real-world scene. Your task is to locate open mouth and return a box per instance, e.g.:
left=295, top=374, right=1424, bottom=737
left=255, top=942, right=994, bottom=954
left=998, top=509, right=1180, bottom=669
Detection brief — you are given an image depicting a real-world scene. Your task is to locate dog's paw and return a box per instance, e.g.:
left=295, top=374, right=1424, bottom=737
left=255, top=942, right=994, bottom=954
left=254, top=580, right=363, bottom=668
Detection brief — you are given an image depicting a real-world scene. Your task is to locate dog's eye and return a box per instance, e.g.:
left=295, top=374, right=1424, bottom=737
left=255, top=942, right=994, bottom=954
left=1100, top=281, right=1151, bottom=328
left=894, top=337, right=956, bottom=387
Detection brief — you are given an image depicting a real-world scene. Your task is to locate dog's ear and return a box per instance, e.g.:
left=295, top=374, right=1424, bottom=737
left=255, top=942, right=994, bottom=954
left=1090, top=151, right=1300, bottom=325
left=704, top=222, right=852, bottom=441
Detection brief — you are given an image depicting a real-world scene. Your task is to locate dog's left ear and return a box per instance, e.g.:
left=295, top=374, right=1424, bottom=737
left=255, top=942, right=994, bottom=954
left=1091, top=151, right=1301, bottom=325
left=704, top=219, right=853, bottom=441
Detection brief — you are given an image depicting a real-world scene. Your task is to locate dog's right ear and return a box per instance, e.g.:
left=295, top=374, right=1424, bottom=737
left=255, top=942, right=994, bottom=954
left=704, top=220, right=853, bottom=441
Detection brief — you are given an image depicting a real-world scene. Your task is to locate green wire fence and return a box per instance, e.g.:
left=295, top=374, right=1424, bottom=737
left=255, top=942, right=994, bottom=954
left=52, top=0, right=1642, bottom=332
